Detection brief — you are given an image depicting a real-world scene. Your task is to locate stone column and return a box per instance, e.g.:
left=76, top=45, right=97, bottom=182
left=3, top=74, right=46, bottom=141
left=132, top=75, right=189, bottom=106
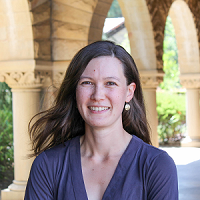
left=143, top=88, right=158, bottom=146
left=2, top=88, right=41, bottom=200
left=0, top=70, right=51, bottom=200
left=140, top=71, right=163, bottom=147
left=180, top=75, right=200, bottom=147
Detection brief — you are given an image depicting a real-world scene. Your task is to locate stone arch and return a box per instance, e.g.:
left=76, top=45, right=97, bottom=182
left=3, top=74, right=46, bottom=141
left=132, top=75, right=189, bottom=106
left=187, top=0, right=200, bottom=54
left=169, top=0, right=200, bottom=74
left=118, top=0, right=157, bottom=71
left=0, top=0, right=34, bottom=71
left=88, top=0, right=113, bottom=44
left=0, top=0, right=34, bottom=61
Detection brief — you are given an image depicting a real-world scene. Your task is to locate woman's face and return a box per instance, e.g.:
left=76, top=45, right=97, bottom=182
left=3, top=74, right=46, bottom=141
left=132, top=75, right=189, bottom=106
left=76, top=56, right=135, bottom=129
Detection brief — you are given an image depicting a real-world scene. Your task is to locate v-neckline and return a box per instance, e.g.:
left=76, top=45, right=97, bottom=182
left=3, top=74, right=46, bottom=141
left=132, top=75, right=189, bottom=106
left=69, top=136, right=136, bottom=200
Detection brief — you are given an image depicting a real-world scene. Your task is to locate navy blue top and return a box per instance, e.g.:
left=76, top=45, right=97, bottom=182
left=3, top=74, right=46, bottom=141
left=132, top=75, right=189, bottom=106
left=24, top=135, right=178, bottom=200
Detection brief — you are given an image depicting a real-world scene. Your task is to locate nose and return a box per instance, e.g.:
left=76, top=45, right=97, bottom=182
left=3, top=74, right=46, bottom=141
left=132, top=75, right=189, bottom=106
left=91, top=84, right=105, bottom=101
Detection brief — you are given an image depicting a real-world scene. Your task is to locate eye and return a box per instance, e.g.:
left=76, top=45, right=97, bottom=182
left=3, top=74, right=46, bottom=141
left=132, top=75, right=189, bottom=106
left=106, top=82, right=117, bottom=86
left=81, top=81, right=93, bottom=85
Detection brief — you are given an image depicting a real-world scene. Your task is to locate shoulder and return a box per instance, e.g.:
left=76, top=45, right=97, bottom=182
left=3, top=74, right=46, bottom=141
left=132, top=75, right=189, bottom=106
left=32, top=136, right=80, bottom=170
left=27, top=136, right=80, bottom=191
left=131, top=135, right=176, bottom=172
left=25, top=137, right=80, bottom=199
left=132, top=135, right=171, bottom=159
left=131, top=136, right=178, bottom=199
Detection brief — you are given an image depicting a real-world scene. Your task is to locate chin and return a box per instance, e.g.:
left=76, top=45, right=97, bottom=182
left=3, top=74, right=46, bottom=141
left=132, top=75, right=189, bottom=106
left=86, top=121, right=109, bottom=129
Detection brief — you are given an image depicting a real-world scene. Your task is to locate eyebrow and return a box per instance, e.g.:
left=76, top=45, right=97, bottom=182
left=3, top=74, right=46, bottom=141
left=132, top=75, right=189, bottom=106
left=104, top=76, right=121, bottom=82
left=80, top=76, right=121, bottom=82
left=79, top=76, right=92, bottom=80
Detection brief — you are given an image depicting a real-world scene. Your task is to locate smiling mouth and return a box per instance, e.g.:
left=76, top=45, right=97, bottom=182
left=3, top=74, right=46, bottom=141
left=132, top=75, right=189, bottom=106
left=89, top=107, right=110, bottom=111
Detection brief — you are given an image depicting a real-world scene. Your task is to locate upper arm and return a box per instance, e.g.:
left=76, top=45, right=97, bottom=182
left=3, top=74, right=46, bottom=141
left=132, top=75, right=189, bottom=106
left=24, top=152, right=54, bottom=200
left=146, top=152, right=179, bottom=200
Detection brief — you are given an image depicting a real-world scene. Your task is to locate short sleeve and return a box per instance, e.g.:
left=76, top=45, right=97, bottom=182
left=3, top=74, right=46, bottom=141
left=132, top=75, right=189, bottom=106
left=146, top=152, right=179, bottom=200
left=24, top=152, right=54, bottom=200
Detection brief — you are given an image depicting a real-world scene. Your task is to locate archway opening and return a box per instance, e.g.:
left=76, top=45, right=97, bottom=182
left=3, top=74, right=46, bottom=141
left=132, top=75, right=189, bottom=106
left=157, top=14, right=187, bottom=146
left=102, top=0, right=131, bottom=53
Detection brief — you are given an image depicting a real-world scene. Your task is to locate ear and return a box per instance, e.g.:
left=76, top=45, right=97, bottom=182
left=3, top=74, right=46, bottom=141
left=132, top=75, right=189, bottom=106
left=126, top=82, right=136, bottom=102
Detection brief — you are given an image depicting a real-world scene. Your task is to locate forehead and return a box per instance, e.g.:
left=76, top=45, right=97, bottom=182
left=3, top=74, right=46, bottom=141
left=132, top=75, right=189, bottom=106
left=82, top=56, right=125, bottom=77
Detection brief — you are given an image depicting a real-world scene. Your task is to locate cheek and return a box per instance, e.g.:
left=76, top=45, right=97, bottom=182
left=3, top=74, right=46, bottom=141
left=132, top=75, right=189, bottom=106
left=110, top=89, right=127, bottom=102
left=76, top=88, right=90, bottom=105
left=76, top=88, right=83, bottom=105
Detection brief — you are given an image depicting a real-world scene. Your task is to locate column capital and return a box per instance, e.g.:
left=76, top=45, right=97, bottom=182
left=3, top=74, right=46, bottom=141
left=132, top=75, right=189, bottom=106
left=0, top=70, right=52, bottom=89
left=140, top=70, right=164, bottom=89
left=52, top=61, right=70, bottom=88
left=53, top=70, right=65, bottom=88
left=180, top=74, right=200, bottom=89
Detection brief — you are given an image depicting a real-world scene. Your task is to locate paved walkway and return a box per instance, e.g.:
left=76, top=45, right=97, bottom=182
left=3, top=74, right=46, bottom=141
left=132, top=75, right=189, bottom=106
left=161, top=147, right=200, bottom=200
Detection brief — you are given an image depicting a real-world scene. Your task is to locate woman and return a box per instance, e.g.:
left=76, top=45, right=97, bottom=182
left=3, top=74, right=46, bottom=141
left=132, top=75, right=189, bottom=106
left=25, top=41, right=178, bottom=200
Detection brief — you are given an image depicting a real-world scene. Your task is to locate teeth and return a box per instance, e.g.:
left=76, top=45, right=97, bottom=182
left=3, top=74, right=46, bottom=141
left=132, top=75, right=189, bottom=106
left=89, top=107, right=109, bottom=111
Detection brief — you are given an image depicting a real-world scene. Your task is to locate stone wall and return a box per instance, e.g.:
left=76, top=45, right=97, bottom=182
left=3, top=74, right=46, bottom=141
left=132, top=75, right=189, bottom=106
left=30, top=0, right=51, bottom=60
left=29, top=0, right=105, bottom=62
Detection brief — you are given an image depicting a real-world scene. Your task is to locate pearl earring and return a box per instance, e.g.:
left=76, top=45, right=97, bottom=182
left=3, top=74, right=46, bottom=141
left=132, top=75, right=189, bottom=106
left=125, top=103, right=130, bottom=111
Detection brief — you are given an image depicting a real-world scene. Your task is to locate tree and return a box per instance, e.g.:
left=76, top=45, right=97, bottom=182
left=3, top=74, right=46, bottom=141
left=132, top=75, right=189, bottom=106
left=107, top=0, right=122, bottom=18
left=0, top=82, right=14, bottom=189
left=160, top=16, right=181, bottom=90
left=157, top=92, right=186, bottom=144
left=0, top=82, right=12, bottom=110
left=157, top=16, right=186, bottom=144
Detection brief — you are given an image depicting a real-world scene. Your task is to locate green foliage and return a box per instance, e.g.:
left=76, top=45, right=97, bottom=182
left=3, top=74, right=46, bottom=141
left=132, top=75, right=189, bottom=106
left=0, top=82, right=12, bottom=110
left=107, top=0, right=122, bottom=18
left=157, top=16, right=186, bottom=144
left=160, top=16, right=181, bottom=90
left=157, top=92, right=186, bottom=143
left=0, top=82, right=13, bottom=189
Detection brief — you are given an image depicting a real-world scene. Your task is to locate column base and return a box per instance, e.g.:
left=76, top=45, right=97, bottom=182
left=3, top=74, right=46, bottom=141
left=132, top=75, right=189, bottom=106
left=1, top=189, right=25, bottom=200
left=181, top=136, right=200, bottom=147
left=1, top=180, right=26, bottom=200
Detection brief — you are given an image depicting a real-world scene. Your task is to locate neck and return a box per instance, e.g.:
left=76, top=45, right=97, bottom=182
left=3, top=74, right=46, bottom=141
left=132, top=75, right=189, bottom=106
left=80, top=124, right=132, bottom=159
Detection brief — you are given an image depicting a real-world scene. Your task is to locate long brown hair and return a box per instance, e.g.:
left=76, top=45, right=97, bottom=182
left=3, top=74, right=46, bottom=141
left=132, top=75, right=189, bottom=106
left=29, top=41, right=151, bottom=157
